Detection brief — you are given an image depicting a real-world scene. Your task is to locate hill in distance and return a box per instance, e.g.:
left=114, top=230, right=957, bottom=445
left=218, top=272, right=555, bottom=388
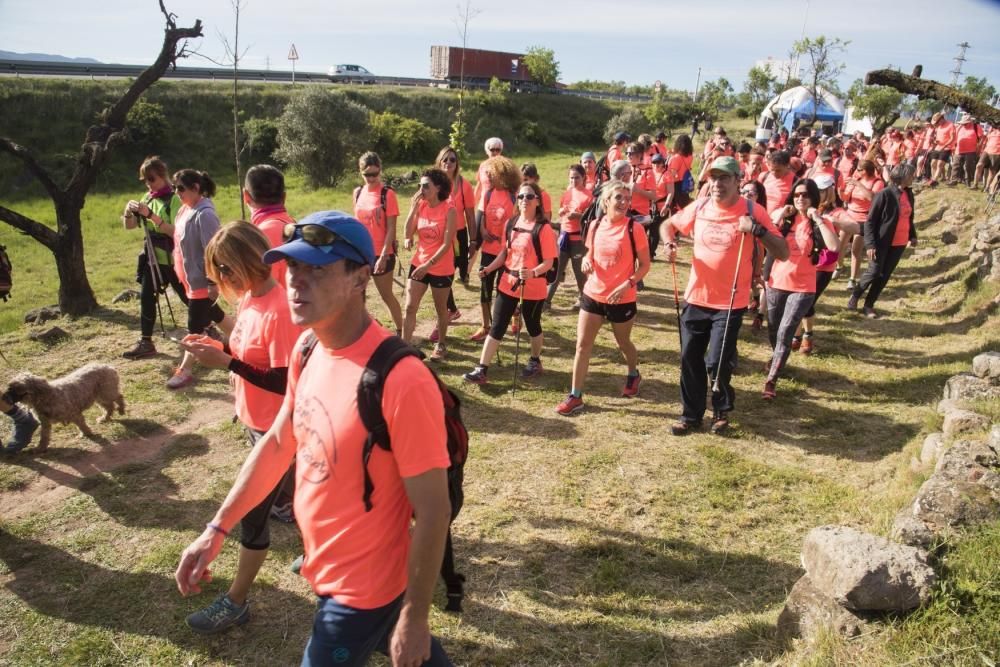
left=0, top=50, right=101, bottom=63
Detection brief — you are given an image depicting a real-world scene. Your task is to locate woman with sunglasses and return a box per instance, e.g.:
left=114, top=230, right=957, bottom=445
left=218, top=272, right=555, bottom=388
left=179, top=221, right=302, bottom=633
left=402, top=168, right=457, bottom=360
left=120, top=156, right=189, bottom=360
left=429, top=146, right=475, bottom=344
left=762, top=178, right=840, bottom=400
left=470, top=156, right=521, bottom=341
left=167, top=169, right=232, bottom=389
left=556, top=180, right=650, bottom=416
left=546, top=164, right=594, bottom=309
left=463, top=182, right=556, bottom=384
left=354, top=152, right=403, bottom=334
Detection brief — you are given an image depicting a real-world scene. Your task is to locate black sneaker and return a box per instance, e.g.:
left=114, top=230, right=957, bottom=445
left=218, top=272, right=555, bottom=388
left=186, top=594, right=250, bottom=634
left=269, top=501, right=295, bottom=524
left=122, top=338, right=157, bottom=360
left=521, top=358, right=543, bottom=379
left=463, top=365, right=488, bottom=385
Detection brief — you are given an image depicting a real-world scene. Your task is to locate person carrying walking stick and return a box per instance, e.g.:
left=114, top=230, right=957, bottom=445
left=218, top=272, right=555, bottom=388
left=661, top=157, right=788, bottom=435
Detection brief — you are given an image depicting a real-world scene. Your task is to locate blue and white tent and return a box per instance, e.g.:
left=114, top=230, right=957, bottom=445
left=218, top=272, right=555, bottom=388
left=757, top=85, right=846, bottom=136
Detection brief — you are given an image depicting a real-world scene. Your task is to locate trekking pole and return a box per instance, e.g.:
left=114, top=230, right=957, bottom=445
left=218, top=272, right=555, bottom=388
left=141, top=222, right=168, bottom=336
left=511, top=279, right=525, bottom=396
left=711, top=232, right=747, bottom=394
left=669, top=252, right=683, bottom=350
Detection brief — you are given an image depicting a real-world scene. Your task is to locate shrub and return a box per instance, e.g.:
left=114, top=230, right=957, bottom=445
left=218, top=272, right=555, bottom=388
left=369, top=111, right=442, bottom=163
left=125, top=99, right=168, bottom=149
left=603, top=107, right=650, bottom=145
left=274, top=88, right=370, bottom=187
left=241, top=117, right=281, bottom=164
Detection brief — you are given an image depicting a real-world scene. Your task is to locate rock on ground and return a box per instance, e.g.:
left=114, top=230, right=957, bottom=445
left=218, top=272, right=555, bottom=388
left=27, top=326, right=70, bottom=345
left=971, top=352, right=1000, bottom=382
left=943, top=373, right=1000, bottom=401
left=23, top=305, right=60, bottom=324
left=942, top=409, right=991, bottom=439
left=776, top=575, right=869, bottom=642
left=920, top=433, right=944, bottom=466
left=801, top=525, right=936, bottom=611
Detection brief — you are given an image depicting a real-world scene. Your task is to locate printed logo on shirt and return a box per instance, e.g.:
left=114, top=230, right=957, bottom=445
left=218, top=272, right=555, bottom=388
left=358, top=208, right=382, bottom=231
left=418, top=218, right=442, bottom=244
left=700, top=221, right=737, bottom=253
left=294, top=396, right=337, bottom=484
left=594, top=242, right=623, bottom=270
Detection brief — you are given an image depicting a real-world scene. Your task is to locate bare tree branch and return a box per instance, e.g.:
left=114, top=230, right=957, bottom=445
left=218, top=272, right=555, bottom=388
left=0, top=138, right=61, bottom=202
left=865, top=68, right=1000, bottom=126
left=159, top=0, right=178, bottom=29
left=0, top=206, right=58, bottom=249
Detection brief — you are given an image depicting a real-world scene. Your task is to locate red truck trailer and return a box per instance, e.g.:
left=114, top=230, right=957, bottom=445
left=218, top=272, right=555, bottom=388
left=430, top=46, right=533, bottom=87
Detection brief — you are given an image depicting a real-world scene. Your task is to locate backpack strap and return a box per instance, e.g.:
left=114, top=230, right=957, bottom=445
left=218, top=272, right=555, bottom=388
left=530, top=222, right=544, bottom=268
left=299, top=331, right=320, bottom=372
left=627, top=217, right=638, bottom=269
left=357, top=336, right=424, bottom=512
left=353, top=186, right=362, bottom=205
left=380, top=184, right=392, bottom=219
left=504, top=217, right=518, bottom=250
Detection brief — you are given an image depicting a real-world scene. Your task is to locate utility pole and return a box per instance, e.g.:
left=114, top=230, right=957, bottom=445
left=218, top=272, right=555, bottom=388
left=693, top=67, right=702, bottom=102
left=950, top=42, right=970, bottom=87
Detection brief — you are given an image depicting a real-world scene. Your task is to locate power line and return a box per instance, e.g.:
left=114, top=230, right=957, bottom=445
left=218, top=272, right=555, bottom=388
left=950, top=41, right=970, bottom=87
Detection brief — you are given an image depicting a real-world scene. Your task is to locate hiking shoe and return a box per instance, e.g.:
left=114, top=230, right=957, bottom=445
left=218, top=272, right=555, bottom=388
left=800, top=337, right=814, bottom=355
left=710, top=415, right=731, bottom=435
left=122, top=338, right=157, bottom=360
left=622, top=372, right=641, bottom=397
left=463, top=365, right=488, bottom=385
left=430, top=344, right=447, bottom=362
left=429, top=327, right=440, bottom=343
left=790, top=336, right=802, bottom=351
left=468, top=327, right=488, bottom=342
left=762, top=381, right=777, bottom=400
left=448, top=309, right=462, bottom=322
left=521, top=358, right=543, bottom=379
left=670, top=419, right=701, bottom=436
left=863, top=307, right=878, bottom=319
left=4, top=411, right=39, bottom=453
left=555, top=394, right=584, bottom=416
left=166, top=369, right=195, bottom=390
left=845, top=279, right=858, bottom=291
left=846, top=293, right=859, bottom=311
left=831, top=268, right=841, bottom=281
left=186, top=594, right=250, bottom=635
left=269, top=501, right=295, bottom=524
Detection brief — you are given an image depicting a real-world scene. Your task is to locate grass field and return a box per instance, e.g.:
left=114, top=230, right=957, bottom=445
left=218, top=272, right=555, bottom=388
left=0, top=134, right=999, bottom=665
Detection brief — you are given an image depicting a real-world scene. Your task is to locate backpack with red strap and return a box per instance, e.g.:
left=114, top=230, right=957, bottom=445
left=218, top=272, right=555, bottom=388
left=299, top=332, right=470, bottom=612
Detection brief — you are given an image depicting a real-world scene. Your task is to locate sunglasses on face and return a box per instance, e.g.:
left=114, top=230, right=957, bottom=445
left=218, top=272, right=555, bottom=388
left=419, top=181, right=433, bottom=189
left=516, top=193, right=537, bottom=201
left=741, top=190, right=757, bottom=197
left=441, top=156, right=457, bottom=163
left=362, top=171, right=380, bottom=178
left=793, top=191, right=810, bottom=198
left=282, top=223, right=369, bottom=263
left=612, top=194, right=628, bottom=202
left=488, top=148, right=501, bottom=153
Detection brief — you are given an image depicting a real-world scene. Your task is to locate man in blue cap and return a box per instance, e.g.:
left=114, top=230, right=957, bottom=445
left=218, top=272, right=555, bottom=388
left=176, top=211, right=454, bottom=667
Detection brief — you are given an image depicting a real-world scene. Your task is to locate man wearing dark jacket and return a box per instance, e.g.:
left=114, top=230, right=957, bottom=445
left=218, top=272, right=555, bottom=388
left=848, top=163, right=918, bottom=318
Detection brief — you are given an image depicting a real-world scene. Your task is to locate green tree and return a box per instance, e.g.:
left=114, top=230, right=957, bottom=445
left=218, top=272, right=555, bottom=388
left=847, top=79, right=903, bottom=136
left=741, top=66, right=778, bottom=119
left=792, top=35, right=850, bottom=125
left=959, top=76, right=997, bottom=104
left=642, top=89, right=697, bottom=137
left=274, top=88, right=371, bottom=188
left=697, top=77, right=734, bottom=119
left=523, top=46, right=560, bottom=88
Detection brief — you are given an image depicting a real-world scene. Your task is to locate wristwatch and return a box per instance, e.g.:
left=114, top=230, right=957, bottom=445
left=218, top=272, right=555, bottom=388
left=751, top=222, right=767, bottom=238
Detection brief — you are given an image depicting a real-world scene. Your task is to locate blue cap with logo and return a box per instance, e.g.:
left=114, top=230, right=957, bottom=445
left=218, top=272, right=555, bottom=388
left=263, top=210, right=375, bottom=268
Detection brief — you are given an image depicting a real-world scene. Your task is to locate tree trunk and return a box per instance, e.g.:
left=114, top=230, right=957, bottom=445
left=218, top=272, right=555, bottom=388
left=865, top=69, right=1000, bottom=125
left=53, top=203, right=97, bottom=315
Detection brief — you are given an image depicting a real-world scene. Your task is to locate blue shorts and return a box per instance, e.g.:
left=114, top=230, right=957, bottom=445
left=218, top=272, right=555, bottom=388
left=300, top=593, right=451, bottom=667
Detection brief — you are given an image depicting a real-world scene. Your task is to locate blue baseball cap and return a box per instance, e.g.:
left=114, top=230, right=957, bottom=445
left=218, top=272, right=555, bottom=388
left=263, top=210, right=375, bottom=268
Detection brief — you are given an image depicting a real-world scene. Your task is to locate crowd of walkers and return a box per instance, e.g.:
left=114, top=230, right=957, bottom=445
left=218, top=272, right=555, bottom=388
left=82, top=111, right=988, bottom=664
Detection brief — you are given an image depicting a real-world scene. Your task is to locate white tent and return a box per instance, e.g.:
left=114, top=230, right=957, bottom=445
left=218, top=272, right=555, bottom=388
left=757, top=85, right=846, bottom=139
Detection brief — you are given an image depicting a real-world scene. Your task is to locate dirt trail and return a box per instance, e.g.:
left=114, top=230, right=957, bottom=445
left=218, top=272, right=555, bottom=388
left=0, top=397, right=231, bottom=521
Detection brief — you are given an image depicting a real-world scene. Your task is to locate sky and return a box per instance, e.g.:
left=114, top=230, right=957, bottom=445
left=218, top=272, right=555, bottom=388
left=2, top=0, right=999, bottom=94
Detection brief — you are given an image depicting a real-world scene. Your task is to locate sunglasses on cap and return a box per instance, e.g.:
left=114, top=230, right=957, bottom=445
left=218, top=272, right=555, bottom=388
left=516, top=193, right=537, bottom=201
left=282, top=222, right=369, bottom=262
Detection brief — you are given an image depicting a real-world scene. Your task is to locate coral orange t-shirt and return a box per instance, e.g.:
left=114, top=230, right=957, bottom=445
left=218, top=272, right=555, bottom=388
left=474, top=160, right=491, bottom=208
left=584, top=172, right=598, bottom=192
left=478, top=189, right=515, bottom=255
left=583, top=216, right=649, bottom=304
left=670, top=198, right=777, bottom=310
left=629, top=168, right=656, bottom=216
left=668, top=154, right=694, bottom=184
left=497, top=221, right=558, bottom=302
left=934, top=121, right=956, bottom=151
left=229, top=284, right=303, bottom=431
left=286, top=322, right=450, bottom=608
left=768, top=214, right=833, bottom=293
left=956, top=123, right=983, bottom=153
left=758, top=171, right=796, bottom=214
left=354, top=184, right=400, bottom=256
left=985, top=128, right=1000, bottom=155
left=653, top=167, right=674, bottom=209
left=892, top=193, right=913, bottom=247
left=607, top=145, right=624, bottom=165
left=845, top=176, right=885, bottom=222
left=448, top=176, right=475, bottom=230
left=411, top=200, right=455, bottom=277
left=251, top=206, right=294, bottom=287
left=559, top=187, right=593, bottom=236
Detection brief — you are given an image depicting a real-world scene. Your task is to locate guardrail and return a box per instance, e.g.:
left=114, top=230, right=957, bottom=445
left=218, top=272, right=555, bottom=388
left=0, top=59, right=652, bottom=101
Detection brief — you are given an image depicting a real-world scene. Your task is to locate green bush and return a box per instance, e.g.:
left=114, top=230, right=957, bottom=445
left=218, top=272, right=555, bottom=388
left=241, top=116, right=281, bottom=164
left=368, top=111, right=442, bottom=163
left=125, top=99, right=169, bottom=149
left=518, top=120, right=548, bottom=149
left=603, top=107, right=650, bottom=145
left=274, top=88, right=371, bottom=188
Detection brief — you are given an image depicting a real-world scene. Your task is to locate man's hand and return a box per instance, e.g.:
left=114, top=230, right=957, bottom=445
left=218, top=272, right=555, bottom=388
left=737, top=215, right=754, bottom=234
left=867, top=248, right=877, bottom=261
left=175, top=528, right=225, bottom=596
left=389, top=608, right=432, bottom=667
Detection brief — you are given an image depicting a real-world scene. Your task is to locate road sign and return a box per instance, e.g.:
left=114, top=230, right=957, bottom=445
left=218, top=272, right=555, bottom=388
left=288, top=44, right=299, bottom=61
left=654, top=80, right=662, bottom=93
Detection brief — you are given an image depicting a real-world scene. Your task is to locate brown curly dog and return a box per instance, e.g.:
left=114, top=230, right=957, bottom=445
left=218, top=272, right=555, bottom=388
left=1, top=363, right=125, bottom=452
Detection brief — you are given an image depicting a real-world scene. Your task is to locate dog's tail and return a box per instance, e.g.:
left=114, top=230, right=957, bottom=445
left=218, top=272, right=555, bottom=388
left=116, top=394, right=126, bottom=415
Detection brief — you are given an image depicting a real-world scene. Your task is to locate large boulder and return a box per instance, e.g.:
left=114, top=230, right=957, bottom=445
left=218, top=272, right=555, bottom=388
left=920, top=433, right=944, bottom=466
left=943, top=373, right=1000, bottom=401
left=972, top=352, right=1000, bottom=382
left=942, top=409, right=991, bottom=439
left=776, top=575, right=869, bottom=642
left=801, top=525, right=936, bottom=611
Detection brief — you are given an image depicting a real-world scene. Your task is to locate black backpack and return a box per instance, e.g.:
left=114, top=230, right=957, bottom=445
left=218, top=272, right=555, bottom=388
left=0, top=245, right=12, bottom=302
left=504, top=219, right=558, bottom=284
left=299, top=332, right=470, bottom=612
left=353, top=183, right=394, bottom=217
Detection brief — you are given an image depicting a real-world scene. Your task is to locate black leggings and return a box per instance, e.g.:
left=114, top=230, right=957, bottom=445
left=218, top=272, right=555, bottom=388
left=187, top=297, right=226, bottom=334
left=239, top=427, right=296, bottom=550
left=479, top=253, right=499, bottom=304
left=805, top=270, right=834, bottom=318
left=446, top=228, right=472, bottom=313
left=488, top=290, right=544, bottom=340
left=140, top=261, right=189, bottom=337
